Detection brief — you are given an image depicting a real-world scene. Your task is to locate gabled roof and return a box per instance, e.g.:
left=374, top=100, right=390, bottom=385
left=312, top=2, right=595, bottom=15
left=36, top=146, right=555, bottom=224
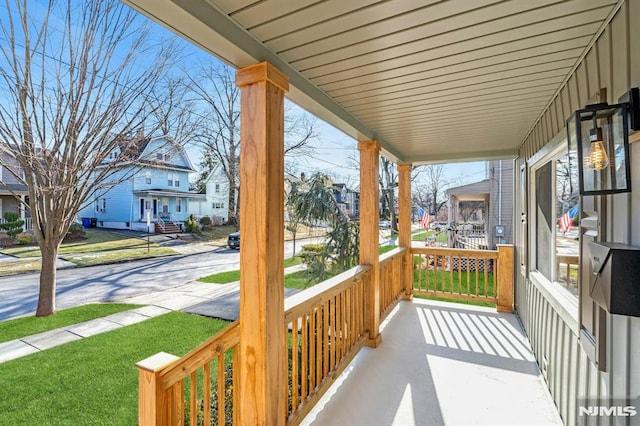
left=112, top=134, right=196, bottom=172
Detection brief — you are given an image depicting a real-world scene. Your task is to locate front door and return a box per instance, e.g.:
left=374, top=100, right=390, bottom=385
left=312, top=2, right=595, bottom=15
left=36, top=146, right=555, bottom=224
left=139, top=198, right=145, bottom=220
left=152, top=199, right=158, bottom=218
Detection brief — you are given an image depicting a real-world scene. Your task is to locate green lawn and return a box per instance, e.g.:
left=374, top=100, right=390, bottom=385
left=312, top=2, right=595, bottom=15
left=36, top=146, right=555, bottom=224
left=0, top=259, right=43, bottom=276
left=2, top=229, right=161, bottom=258
left=411, top=229, right=447, bottom=242
left=200, top=224, right=238, bottom=241
left=199, top=256, right=303, bottom=283
left=0, top=312, right=229, bottom=425
left=61, top=247, right=177, bottom=266
left=0, top=230, right=178, bottom=273
left=413, top=268, right=496, bottom=304
left=0, top=303, right=140, bottom=344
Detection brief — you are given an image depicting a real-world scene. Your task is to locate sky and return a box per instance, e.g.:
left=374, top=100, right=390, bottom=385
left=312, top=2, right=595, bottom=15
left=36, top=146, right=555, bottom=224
left=0, top=0, right=487, bottom=194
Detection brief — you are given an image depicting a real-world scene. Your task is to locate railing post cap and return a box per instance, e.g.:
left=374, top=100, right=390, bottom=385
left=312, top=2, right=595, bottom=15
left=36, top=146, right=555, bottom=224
left=135, top=351, right=179, bottom=372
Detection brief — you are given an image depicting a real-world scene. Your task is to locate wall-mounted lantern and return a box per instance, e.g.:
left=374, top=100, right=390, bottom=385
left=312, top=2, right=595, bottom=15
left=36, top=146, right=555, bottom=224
left=566, top=88, right=639, bottom=195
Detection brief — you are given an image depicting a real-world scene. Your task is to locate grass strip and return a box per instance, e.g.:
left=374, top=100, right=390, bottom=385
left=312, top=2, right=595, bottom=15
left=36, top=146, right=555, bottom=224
left=1, top=229, right=161, bottom=258
left=0, top=312, right=229, bottom=425
left=0, top=259, right=42, bottom=276
left=0, top=303, right=141, bottom=344
left=61, top=247, right=177, bottom=266
left=199, top=256, right=303, bottom=283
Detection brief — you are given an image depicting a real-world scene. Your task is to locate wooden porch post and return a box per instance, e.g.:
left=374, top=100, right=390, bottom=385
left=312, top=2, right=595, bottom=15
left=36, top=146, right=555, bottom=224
left=236, top=62, right=288, bottom=426
left=496, top=244, right=514, bottom=313
left=398, top=164, right=413, bottom=300
left=358, top=141, right=381, bottom=347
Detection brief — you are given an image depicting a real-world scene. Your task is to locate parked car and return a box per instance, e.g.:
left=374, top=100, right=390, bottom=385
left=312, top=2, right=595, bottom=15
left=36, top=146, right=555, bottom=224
left=379, top=220, right=392, bottom=228
left=227, top=231, right=240, bottom=249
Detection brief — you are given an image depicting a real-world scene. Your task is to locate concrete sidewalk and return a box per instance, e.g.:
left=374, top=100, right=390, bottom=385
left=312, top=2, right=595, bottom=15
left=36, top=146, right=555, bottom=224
left=0, top=264, right=306, bottom=364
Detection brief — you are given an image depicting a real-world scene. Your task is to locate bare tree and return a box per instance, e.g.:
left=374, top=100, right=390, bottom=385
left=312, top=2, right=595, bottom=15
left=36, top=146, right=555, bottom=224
left=148, top=76, right=201, bottom=146
left=187, top=64, right=318, bottom=226
left=458, top=201, right=485, bottom=223
left=0, top=0, right=177, bottom=316
left=414, top=165, right=448, bottom=219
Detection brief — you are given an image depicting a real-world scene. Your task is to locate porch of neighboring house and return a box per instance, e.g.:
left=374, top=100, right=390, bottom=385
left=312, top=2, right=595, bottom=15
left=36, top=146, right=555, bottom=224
left=0, top=192, right=32, bottom=231
left=447, top=190, right=489, bottom=251
left=131, top=190, right=205, bottom=233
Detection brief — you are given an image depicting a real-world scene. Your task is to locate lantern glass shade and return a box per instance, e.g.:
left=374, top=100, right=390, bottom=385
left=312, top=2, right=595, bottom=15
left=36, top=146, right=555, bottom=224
left=566, top=103, right=631, bottom=195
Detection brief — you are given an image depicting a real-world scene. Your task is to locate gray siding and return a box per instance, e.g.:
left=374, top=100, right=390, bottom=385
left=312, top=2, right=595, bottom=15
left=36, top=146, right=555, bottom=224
left=487, top=159, right=514, bottom=247
left=515, top=2, right=640, bottom=425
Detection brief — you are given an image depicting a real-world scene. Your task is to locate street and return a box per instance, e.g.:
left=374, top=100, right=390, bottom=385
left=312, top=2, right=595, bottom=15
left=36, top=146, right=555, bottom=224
left=0, top=239, right=314, bottom=321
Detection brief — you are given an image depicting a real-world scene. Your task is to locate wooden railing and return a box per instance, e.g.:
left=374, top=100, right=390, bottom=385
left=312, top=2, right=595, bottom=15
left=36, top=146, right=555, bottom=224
left=137, top=246, right=513, bottom=425
left=411, top=245, right=513, bottom=311
left=379, top=248, right=406, bottom=322
left=284, top=265, right=372, bottom=425
left=136, top=322, right=240, bottom=425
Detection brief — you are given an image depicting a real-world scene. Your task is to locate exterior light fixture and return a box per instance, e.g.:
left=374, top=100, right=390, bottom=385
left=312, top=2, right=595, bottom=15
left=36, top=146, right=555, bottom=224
left=566, top=88, right=638, bottom=195
left=584, top=115, right=609, bottom=171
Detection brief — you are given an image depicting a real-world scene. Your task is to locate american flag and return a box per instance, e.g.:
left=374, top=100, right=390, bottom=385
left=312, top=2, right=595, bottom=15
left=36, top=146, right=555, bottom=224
left=417, top=206, right=431, bottom=229
left=559, top=204, right=579, bottom=234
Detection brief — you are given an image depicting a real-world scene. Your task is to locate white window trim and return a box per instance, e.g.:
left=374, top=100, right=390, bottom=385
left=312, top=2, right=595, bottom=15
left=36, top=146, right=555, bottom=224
left=528, top=139, right=579, bottom=324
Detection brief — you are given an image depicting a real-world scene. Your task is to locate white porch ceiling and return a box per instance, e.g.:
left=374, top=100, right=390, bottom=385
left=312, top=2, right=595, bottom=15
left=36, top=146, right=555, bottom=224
left=123, top=0, right=620, bottom=164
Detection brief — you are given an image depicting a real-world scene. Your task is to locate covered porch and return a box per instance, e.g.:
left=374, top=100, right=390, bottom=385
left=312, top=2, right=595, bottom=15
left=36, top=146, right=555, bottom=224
left=124, top=1, right=638, bottom=425
left=303, top=298, right=560, bottom=425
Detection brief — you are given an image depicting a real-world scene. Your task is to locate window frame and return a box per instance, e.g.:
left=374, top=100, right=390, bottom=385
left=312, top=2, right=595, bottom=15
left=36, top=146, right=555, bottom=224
left=528, top=139, right=579, bottom=322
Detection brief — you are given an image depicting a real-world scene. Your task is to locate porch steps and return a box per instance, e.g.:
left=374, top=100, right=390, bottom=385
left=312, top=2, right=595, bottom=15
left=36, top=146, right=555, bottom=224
left=155, top=222, right=181, bottom=234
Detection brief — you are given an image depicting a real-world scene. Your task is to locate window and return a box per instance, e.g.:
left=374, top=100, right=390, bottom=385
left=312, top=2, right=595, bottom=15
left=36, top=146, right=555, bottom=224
left=177, top=198, right=182, bottom=213
left=145, top=172, right=152, bottom=185
left=215, top=183, right=220, bottom=193
left=530, top=142, right=580, bottom=299
left=95, top=198, right=106, bottom=213
left=156, top=150, right=170, bottom=161
left=167, top=173, right=179, bottom=187
left=162, top=198, right=169, bottom=213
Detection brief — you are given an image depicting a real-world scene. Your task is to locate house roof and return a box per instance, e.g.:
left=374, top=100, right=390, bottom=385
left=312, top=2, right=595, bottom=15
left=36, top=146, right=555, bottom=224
left=0, top=183, right=28, bottom=194
left=123, top=0, right=620, bottom=165
left=446, top=179, right=491, bottom=200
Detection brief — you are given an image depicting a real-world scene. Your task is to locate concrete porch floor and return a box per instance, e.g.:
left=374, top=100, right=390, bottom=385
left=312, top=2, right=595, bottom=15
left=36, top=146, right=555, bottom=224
left=302, top=299, right=562, bottom=426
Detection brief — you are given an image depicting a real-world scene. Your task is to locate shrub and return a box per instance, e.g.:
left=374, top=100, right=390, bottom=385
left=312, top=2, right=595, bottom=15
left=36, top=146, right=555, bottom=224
left=63, top=223, right=87, bottom=243
left=301, top=243, right=325, bottom=253
left=17, top=235, right=31, bottom=245
left=184, top=215, right=201, bottom=233
left=0, top=212, right=24, bottom=239
left=199, top=216, right=212, bottom=226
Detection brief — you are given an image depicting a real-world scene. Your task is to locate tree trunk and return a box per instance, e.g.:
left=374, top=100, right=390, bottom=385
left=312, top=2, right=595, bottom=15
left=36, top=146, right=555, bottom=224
left=36, top=244, right=58, bottom=316
left=292, top=234, right=296, bottom=258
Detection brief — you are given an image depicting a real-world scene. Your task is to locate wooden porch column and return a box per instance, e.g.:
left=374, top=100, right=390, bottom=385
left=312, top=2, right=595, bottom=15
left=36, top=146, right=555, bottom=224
left=398, top=164, right=413, bottom=300
left=236, top=62, right=288, bottom=426
left=358, top=141, right=381, bottom=347
left=496, top=244, right=514, bottom=313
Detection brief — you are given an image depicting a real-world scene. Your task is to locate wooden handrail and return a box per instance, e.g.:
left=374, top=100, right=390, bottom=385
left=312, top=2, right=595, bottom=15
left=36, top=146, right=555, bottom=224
left=160, top=321, right=240, bottom=389
left=284, top=265, right=371, bottom=323
left=410, top=245, right=513, bottom=309
left=284, top=262, right=372, bottom=424
left=137, top=322, right=240, bottom=425
left=379, top=247, right=405, bottom=267
left=412, top=246, right=498, bottom=259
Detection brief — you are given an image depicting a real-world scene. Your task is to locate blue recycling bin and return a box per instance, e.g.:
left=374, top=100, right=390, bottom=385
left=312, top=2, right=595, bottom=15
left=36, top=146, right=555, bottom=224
left=82, top=217, right=91, bottom=228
